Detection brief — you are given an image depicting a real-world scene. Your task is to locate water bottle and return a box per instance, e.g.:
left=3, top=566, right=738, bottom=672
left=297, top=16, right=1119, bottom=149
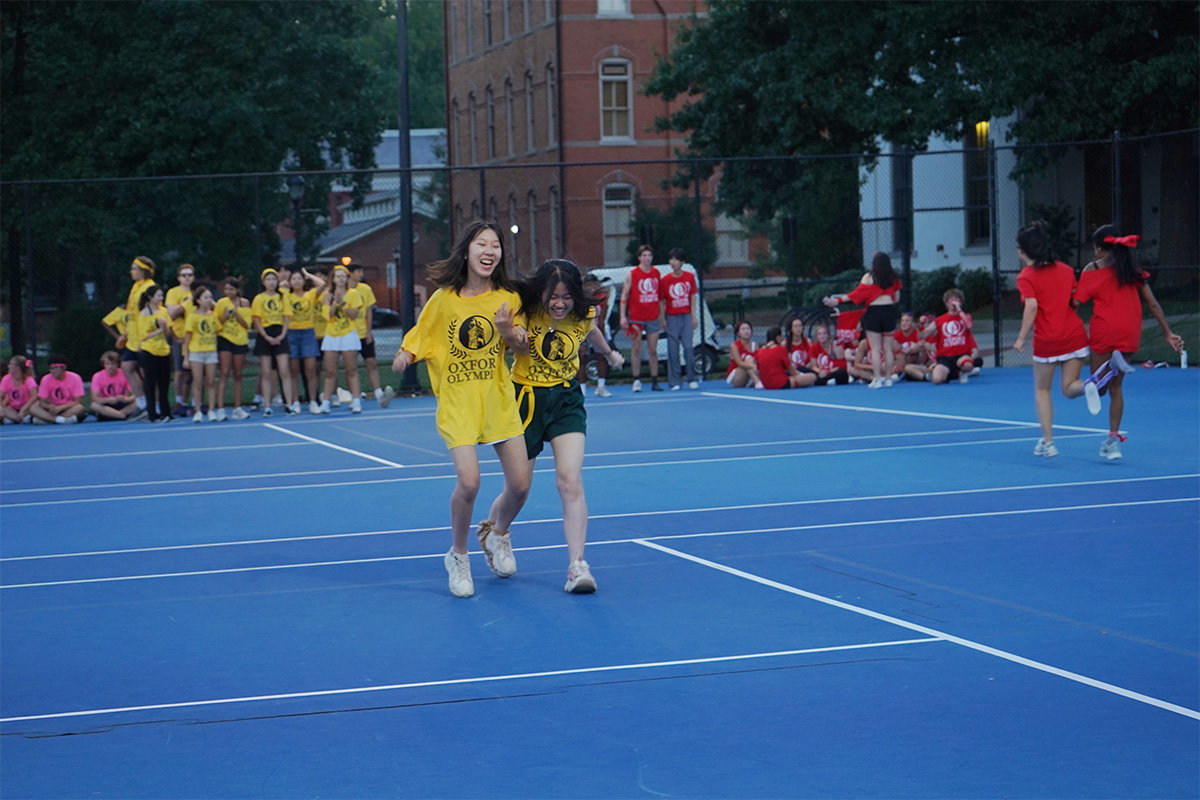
left=1182, top=350, right=1189, bottom=370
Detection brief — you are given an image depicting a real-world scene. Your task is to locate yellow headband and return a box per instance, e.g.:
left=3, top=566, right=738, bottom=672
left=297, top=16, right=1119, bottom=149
left=261, top=268, right=279, bottom=282
left=133, top=257, right=154, bottom=275
left=332, top=265, right=350, bottom=276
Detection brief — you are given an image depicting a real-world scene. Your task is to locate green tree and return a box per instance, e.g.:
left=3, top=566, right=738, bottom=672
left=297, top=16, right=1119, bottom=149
left=1, top=0, right=393, bottom=352
left=624, top=197, right=717, bottom=272
left=358, top=0, right=446, bottom=130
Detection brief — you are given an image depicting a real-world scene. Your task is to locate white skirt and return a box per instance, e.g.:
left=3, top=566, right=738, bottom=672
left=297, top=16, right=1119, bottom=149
left=321, top=331, right=362, bottom=352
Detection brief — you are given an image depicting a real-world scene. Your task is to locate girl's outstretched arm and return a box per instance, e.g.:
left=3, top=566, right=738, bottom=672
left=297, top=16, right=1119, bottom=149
left=1140, top=283, right=1184, bottom=352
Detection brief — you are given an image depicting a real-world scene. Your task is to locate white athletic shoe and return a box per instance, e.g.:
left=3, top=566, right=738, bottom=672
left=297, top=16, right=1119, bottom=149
left=193, top=411, right=204, bottom=423
left=670, top=384, right=681, bottom=391
left=1109, top=350, right=1135, bottom=374
left=959, top=372, right=969, bottom=384
left=444, top=549, right=474, bottom=598
left=215, top=408, right=228, bottom=422
left=883, top=377, right=894, bottom=387
left=350, top=398, right=362, bottom=414
left=1099, top=435, right=1123, bottom=460
left=594, top=385, right=612, bottom=398
left=380, top=385, right=395, bottom=408
left=631, top=379, right=642, bottom=393
left=1033, top=438, right=1058, bottom=458
left=477, top=521, right=517, bottom=577
left=207, top=410, right=219, bottom=422
left=317, top=400, right=331, bottom=414
left=687, top=381, right=700, bottom=390
left=309, top=400, right=320, bottom=415
left=1084, top=381, right=1101, bottom=415
left=230, top=407, right=251, bottom=421
left=565, top=560, right=597, bottom=594
left=868, top=378, right=882, bottom=389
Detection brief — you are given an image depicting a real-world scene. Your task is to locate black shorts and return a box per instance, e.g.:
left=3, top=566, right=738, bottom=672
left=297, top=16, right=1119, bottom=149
left=217, top=338, right=249, bottom=355
left=936, top=354, right=967, bottom=378
left=516, top=381, right=587, bottom=459
left=861, top=304, right=898, bottom=333
left=254, top=324, right=288, bottom=357
left=359, top=337, right=377, bottom=360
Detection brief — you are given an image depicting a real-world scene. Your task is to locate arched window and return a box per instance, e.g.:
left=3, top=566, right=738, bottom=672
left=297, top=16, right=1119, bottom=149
left=600, top=59, right=632, bottom=140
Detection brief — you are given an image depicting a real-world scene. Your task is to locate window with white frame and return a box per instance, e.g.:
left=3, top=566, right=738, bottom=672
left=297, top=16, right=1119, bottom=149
left=715, top=213, right=749, bottom=265
left=600, top=60, right=632, bottom=140
left=524, top=71, right=535, bottom=151
left=545, top=65, right=557, bottom=146
left=597, top=0, right=631, bottom=16
left=602, top=183, right=634, bottom=265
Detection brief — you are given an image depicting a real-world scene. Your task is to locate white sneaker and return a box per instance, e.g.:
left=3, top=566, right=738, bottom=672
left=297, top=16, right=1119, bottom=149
left=594, top=385, right=612, bottom=398
left=1109, top=350, right=1135, bottom=374
left=444, top=549, right=474, bottom=598
left=687, top=381, right=700, bottom=389
left=207, top=410, right=219, bottom=422
left=317, top=400, right=331, bottom=414
left=351, top=398, right=362, bottom=414
left=868, top=378, right=882, bottom=389
left=670, top=384, right=681, bottom=391
left=477, top=521, right=516, bottom=577
left=193, top=411, right=204, bottom=423
left=309, top=400, right=320, bottom=415
left=381, top=385, right=395, bottom=408
left=230, top=407, right=251, bottom=421
left=970, top=366, right=981, bottom=377
left=959, top=372, right=969, bottom=385
left=1099, top=435, right=1123, bottom=460
left=287, top=402, right=301, bottom=415
left=215, top=408, right=228, bottom=422
left=336, top=387, right=353, bottom=404
left=272, top=395, right=284, bottom=407
left=55, top=415, right=78, bottom=424
left=631, top=379, right=642, bottom=393
left=1033, top=438, right=1058, bottom=457
left=262, top=407, right=274, bottom=417
left=565, top=560, right=597, bottom=593
left=1084, top=381, right=1101, bottom=414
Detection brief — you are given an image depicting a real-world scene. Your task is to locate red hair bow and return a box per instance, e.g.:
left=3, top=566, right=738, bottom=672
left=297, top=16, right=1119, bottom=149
left=1103, top=234, right=1139, bottom=248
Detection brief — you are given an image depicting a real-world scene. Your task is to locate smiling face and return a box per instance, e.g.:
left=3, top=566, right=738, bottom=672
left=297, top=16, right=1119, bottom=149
left=468, top=228, right=502, bottom=283
left=545, top=281, right=574, bottom=321
left=195, top=288, right=215, bottom=311
left=899, top=313, right=914, bottom=332
left=149, top=288, right=164, bottom=307
left=223, top=282, right=239, bottom=301
left=289, top=271, right=306, bottom=292
left=263, top=273, right=278, bottom=292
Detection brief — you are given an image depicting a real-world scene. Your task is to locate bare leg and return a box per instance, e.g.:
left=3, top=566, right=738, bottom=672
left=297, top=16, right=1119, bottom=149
left=448, top=445, right=483, bottom=554
left=1033, top=361, right=1057, bottom=442
left=548, top=432, right=588, bottom=562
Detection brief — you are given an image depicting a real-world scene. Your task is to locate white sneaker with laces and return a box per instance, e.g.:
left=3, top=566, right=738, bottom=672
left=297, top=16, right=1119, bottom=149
left=477, top=521, right=516, bottom=577
left=868, top=378, right=882, bottom=389
left=565, top=560, right=597, bottom=594
left=883, top=377, right=893, bottom=387
left=381, top=385, right=395, bottom=408
left=317, top=400, right=331, bottom=414
left=687, top=381, right=699, bottom=389
left=444, top=549, right=474, bottom=597
left=215, top=408, right=228, bottom=421
left=193, top=411, right=204, bottom=423
left=1033, top=438, right=1058, bottom=457
left=594, top=385, right=612, bottom=398
left=631, top=379, right=642, bottom=393
left=309, top=401, right=320, bottom=415
left=1084, top=381, right=1101, bottom=415
left=207, top=410, right=219, bottom=422
left=1099, top=435, right=1123, bottom=460
left=351, top=398, right=362, bottom=414
left=231, top=407, right=251, bottom=421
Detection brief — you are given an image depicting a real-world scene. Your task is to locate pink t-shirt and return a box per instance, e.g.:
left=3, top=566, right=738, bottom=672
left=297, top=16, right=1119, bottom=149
left=1, top=374, right=37, bottom=409
left=38, top=371, right=85, bottom=405
left=91, top=369, right=132, bottom=400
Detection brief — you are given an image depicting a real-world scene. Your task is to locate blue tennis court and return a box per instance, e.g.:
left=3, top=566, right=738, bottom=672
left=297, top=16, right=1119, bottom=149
left=1, top=367, right=1197, bottom=798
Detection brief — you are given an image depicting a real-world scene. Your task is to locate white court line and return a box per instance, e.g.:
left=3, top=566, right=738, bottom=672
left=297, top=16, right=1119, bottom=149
left=700, top=390, right=1116, bottom=434
left=1, top=441, right=308, bottom=464
left=0, top=638, right=939, bottom=724
left=3, top=496, right=1194, bottom=589
left=0, top=465, right=396, bottom=496
left=262, top=423, right=407, bottom=468
left=4, top=473, right=1196, bottom=561
left=0, top=431, right=1102, bottom=509
left=635, top=539, right=1200, bottom=721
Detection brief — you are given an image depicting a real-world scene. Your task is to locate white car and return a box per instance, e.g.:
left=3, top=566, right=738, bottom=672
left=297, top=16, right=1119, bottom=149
left=582, top=263, right=724, bottom=378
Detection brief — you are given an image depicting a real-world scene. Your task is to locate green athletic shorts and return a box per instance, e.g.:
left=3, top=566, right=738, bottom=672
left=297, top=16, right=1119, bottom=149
left=515, top=380, right=587, bottom=458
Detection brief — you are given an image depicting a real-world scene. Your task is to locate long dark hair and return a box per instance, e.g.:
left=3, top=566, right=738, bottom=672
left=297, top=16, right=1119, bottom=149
left=428, top=220, right=517, bottom=293
left=1091, top=224, right=1143, bottom=287
left=138, top=283, right=162, bottom=310
left=517, top=259, right=590, bottom=321
left=1016, top=220, right=1054, bottom=268
left=870, top=251, right=898, bottom=289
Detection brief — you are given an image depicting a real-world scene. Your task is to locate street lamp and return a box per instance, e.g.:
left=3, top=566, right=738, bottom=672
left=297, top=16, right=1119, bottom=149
left=287, top=175, right=306, bottom=269
left=510, top=223, right=520, bottom=274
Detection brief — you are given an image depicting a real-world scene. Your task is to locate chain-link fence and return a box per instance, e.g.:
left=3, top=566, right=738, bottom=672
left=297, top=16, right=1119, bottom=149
left=3, top=129, right=1196, bottom=377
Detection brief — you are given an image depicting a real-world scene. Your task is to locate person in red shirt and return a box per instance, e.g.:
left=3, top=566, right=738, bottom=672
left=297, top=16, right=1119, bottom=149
left=1012, top=221, right=1095, bottom=457
left=726, top=320, right=761, bottom=387
left=618, top=245, right=664, bottom=392
left=659, top=248, right=700, bottom=390
left=824, top=252, right=902, bottom=388
left=1073, top=225, right=1184, bottom=459
left=921, top=289, right=983, bottom=385
left=892, top=311, right=926, bottom=381
left=755, top=326, right=816, bottom=389
left=785, top=317, right=817, bottom=378
left=808, top=324, right=851, bottom=385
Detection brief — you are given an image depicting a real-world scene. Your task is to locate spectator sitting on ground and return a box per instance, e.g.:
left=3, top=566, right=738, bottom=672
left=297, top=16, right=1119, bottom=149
left=0, top=355, right=39, bottom=424
left=922, top=289, right=984, bottom=384
left=808, top=324, right=851, bottom=385
left=90, top=350, right=142, bottom=421
left=29, top=354, right=87, bottom=424
left=892, top=311, right=928, bottom=382
left=785, top=317, right=818, bottom=379
left=755, top=326, right=817, bottom=389
left=726, top=320, right=761, bottom=387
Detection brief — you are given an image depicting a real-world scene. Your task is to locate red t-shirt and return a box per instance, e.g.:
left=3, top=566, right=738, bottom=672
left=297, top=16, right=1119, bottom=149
left=788, top=341, right=810, bottom=368
left=932, top=312, right=974, bottom=358
left=846, top=278, right=902, bottom=305
left=1017, top=263, right=1088, bottom=358
left=659, top=271, right=697, bottom=315
left=1074, top=266, right=1148, bottom=354
left=727, top=339, right=757, bottom=377
left=808, top=341, right=845, bottom=373
left=754, top=345, right=792, bottom=389
left=626, top=267, right=661, bottom=323
left=834, top=309, right=864, bottom=348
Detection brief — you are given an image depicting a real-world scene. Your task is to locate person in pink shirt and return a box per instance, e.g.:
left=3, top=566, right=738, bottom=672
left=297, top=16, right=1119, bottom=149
left=0, top=355, right=39, bottom=424
left=90, top=351, right=142, bottom=421
left=29, top=354, right=87, bottom=424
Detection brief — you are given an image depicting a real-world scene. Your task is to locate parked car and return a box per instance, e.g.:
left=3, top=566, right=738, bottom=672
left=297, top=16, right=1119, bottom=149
left=373, top=307, right=401, bottom=329
left=581, top=264, right=724, bottom=378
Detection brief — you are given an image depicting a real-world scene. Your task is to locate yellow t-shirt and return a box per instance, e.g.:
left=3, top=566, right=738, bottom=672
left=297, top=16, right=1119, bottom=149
left=124, top=278, right=153, bottom=351
left=102, top=305, right=127, bottom=336
left=285, top=288, right=320, bottom=331
left=322, top=288, right=364, bottom=339
left=185, top=310, right=219, bottom=353
left=251, top=292, right=290, bottom=329
left=512, top=307, right=596, bottom=387
left=136, top=307, right=171, bottom=357
left=165, top=285, right=195, bottom=339
left=215, top=297, right=251, bottom=346
left=351, top=281, right=377, bottom=339
left=401, top=287, right=524, bottom=449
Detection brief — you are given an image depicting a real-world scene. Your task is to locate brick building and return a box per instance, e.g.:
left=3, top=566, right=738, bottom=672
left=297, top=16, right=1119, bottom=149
left=445, top=0, right=754, bottom=275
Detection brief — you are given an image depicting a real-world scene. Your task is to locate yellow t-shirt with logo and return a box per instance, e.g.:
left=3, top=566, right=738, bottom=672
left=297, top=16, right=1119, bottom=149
left=185, top=310, right=219, bottom=353
left=285, top=288, right=320, bottom=331
left=215, top=297, right=251, bottom=346
left=512, top=307, right=596, bottom=387
left=351, top=281, right=377, bottom=339
left=136, top=307, right=171, bottom=357
left=400, top=287, right=524, bottom=449
left=124, top=278, right=153, bottom=351
left=102, top=305, right=127, bottom=336
left=165, top=285, right=195, bottom=339
left=251, top=291, right=290, bottom=329
left=322, top=288, right=364, bottom=339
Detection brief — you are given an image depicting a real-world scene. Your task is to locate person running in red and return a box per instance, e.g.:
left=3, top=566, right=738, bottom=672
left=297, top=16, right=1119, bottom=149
left=618, top=245, right=663, bottom=392
left=755, top=326, right=816, bottom=389
left=1012, top=220, right=1094, bottom=457
left=1073, top=225, right=1184, bottom=459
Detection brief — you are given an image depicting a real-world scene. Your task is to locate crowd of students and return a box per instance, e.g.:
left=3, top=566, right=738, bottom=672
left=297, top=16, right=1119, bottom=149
left=1, top=257, right=399, bottom=425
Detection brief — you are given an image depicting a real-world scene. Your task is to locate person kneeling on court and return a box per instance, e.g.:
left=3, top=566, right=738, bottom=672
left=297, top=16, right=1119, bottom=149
left=754, top=327, right=817, bottom=389
left=922, top=289, right=984, bottom=385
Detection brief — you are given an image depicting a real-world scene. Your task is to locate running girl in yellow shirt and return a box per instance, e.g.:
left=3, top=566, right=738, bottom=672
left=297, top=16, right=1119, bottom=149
left=392, top=221, right=533, bottom=598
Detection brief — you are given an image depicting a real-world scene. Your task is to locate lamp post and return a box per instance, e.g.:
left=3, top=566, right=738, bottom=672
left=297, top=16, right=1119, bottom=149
left=287, top=175, right=306, bottom=269
left=510, top=224, right=520, bottom=275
